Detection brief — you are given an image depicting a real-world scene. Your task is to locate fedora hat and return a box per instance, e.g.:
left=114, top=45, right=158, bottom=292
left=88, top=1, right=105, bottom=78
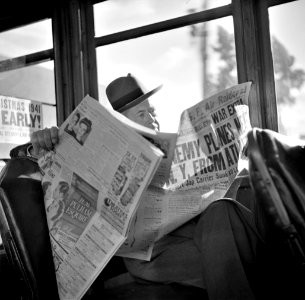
left=106, top=73, right=162, bottom=113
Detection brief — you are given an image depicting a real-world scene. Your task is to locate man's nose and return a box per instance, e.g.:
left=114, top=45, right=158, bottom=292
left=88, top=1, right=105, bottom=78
left=146, top=113, right=160, bottom=130
left=147, top=112, right=155, bottom=122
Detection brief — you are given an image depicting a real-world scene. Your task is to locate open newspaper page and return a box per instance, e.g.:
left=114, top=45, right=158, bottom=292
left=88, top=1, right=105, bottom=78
left=94, top=100, right=178, bottom=260
left=38, top=95, right=163, bottom=300
left=98, top=100, right=178, bottom=188
left=116, top=82, right=252, bottom=260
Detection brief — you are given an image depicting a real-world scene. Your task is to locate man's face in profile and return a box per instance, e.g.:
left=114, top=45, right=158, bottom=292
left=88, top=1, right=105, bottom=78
left=123, top=99, right=160, bottom=131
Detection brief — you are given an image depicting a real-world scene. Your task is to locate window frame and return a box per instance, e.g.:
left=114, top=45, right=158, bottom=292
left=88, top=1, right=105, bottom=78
left=0, top=0, right=299, bottom=130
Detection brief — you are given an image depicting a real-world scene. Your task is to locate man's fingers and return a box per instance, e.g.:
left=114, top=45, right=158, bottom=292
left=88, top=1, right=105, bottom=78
left=50, top=126, right=59, bottom=144
left=31, top=131, right=44, bottom=156
left=30, top=127, right=59, bottom=156
left=43, top=128, right=53, bottom=150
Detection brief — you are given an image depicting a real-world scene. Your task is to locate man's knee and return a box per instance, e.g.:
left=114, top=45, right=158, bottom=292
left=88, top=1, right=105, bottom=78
left=193, top=200, right=256, bottom=252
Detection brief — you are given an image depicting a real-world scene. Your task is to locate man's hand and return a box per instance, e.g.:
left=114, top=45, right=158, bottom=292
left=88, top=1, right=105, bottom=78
left=31, top=126, right=59, bottom=157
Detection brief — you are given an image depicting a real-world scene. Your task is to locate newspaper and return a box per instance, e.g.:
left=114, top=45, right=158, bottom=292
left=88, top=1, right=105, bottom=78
left=39, top=82, right=252, bottom=294
left=38, top=95, right=163, bottom=300
left=117, top=82, right=252, bottom=260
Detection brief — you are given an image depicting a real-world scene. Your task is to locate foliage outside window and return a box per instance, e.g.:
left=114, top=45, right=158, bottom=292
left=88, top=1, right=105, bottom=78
left=269, top=1, right=305, bottom=139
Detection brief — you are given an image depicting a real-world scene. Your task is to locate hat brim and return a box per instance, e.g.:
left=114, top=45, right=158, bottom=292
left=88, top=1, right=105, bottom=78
left=116, top=84, right=162, bottom=113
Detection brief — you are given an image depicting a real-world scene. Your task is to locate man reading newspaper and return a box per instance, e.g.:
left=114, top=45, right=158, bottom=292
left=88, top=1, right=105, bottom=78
left=17, top=74, right=294, bottom=300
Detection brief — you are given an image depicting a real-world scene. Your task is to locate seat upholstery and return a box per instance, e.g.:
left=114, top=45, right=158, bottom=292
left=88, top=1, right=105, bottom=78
left=0, top=243, right=21, bottom=299
left=0, top=158, right=59, bottom=300
left=248, top=128, right=305, bottom=298
left=248, top=128, right=305, bottom=262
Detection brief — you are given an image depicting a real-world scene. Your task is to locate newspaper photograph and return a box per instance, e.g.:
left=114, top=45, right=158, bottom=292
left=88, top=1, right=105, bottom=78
left=39, top=95, right=163, bottom=299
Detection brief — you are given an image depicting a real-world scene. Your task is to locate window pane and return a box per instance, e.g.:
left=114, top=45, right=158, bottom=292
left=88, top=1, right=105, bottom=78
left=0, top=62, right=56, bottom=158
left=0, top=19, right=52, bottom=61
left=0, top=19, right=52, bottom=60
left=269, top=1, right=305, bottom=140
left=42, top=104, right=57, bottom=128
left=96, top=16, right=236, bottom=133
left=0, top=161, right=5, bottom=173
left=0, top=61, right=56, bottom=105
left=94, top=0, right=231, bottom=36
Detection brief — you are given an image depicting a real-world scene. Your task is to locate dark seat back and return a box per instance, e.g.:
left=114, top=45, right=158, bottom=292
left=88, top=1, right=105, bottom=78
left=0, top=157, right=59, bottom=300
left=248, top=128, right=305, bottom=269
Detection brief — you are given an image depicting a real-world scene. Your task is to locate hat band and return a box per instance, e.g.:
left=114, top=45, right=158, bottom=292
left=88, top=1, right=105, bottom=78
left=112, top=88, right=144, bottom=111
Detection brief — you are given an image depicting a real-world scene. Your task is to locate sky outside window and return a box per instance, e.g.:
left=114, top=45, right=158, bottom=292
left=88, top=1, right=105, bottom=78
left=94, top=0, right=235, bottom=133
left=269, top=0, right=305, bottom=139
left=96, top=16, right=236, bottom=133
left=94, top=0, right=231, bottom=37
left=0, top=19, right=52, bottom=60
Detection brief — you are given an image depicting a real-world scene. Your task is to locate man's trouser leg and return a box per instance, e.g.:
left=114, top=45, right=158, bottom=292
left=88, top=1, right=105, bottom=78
left=194, top=199, right=261, bottom=300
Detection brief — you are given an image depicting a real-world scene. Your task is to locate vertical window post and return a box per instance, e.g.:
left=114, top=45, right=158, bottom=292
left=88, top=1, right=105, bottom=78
left=232, top=0, right=278, bottom=131
left=52, top=0, right=98, bottom=125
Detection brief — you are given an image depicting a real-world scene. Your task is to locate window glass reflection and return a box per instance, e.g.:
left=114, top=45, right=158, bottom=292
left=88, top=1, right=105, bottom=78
left=0, top=19, right=52, bottom=60
left=96, top=17, right=236, bottom=133
left=94, top=0, right=231, bottom=37
left=42, top=104, right=57, bottom=128
left=0, top=61, right=56, bottom=105
left=269, top=1, right=305, bottom=139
